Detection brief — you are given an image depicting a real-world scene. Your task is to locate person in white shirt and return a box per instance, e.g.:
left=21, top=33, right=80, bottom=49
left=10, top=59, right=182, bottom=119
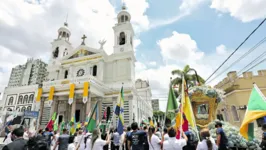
left=163, top=128, right=169, bottom=141
left=163, top=127, right=188, bottom=150
left=74, top=130, right=83, bottom=147
left=148, top=127, right=162, bottom=150
left=196, top=128, right=217, bottom=150
left=68, top=136, right=77, bottom=150
left=87, top=128, right=110, bottom=150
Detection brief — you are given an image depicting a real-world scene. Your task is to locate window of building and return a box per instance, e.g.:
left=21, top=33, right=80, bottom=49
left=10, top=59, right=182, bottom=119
left=27, top=106, right=31, bottom=111
left=125, top=15, right=128, bottom=22
left=121, top=15, right=125, bottom=22
left=64, top=70, right=68, bottom=79
left=18, top=95, right=23, bottom=104
left=23, top=95, right=28, bottom=104
left=223, top=109, right=229, bottom=121
left=119, top=32, right=126, bottom=45
left=216, top=110, right=224, bottom=121
left=21, top=106, right=26, bottom=112
left=231, top=105, right=240, bottom=121
left=7, top=108, right=12, bottom=111
left=8, top=97, right=13, bottom=105
left=92, top=65, right=97, bottom=76
left=16, top=107, right=20, bottom=112
left=53, top=47, right=59, bottom=58
left=28, top=94, right=34, bottom=103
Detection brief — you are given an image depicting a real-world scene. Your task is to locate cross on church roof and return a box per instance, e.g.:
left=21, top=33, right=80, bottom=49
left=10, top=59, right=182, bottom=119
left=81, top=34, right=87, bottom=45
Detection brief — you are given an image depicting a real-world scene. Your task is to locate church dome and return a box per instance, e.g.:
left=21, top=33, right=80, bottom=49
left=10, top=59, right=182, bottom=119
left=57, top=22, right=71, bottom=40
left=117, top=6, right=131, bottom=23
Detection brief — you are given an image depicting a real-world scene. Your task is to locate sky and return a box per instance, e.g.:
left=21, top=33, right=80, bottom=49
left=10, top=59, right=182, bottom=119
left=1, top=0, right=266, bottom=111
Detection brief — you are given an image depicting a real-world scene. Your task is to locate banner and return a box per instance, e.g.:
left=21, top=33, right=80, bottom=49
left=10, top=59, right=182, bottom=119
left=68, top=83, right=75, bottom=104
left=48, top=86, right=54, bottom=106
left=83, top=82, right=89, bottom=104
left=36, top=88, right=42, bottom=102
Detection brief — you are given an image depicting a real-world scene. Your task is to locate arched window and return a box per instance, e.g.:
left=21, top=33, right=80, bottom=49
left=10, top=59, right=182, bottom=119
left=125, top=15, right=128, bottom=22
left=121, top=15, right=125, bottom=22
left=21, top=106, right=26, bottom=112
left=92, top=65, right=97, bottom=76
left=231, top=106, right=240, bottom=121
left=8, top=97, right=13, bottom=105
left=27, top=106, right=31, bottom=111
left=23, top=95, right=28, bottom=104
left=16, top=107, right=20, bottom=112
left=119, top=32, right=126, bottom=45
left=53, top=47, right=59, bottom=58
left=28, top=94, right=34, bottom=103
left=64, top=70, right=68, bottom=79
left=7, top=108, right=12, bottom=111
left=18, top=95, right=23, bottom=104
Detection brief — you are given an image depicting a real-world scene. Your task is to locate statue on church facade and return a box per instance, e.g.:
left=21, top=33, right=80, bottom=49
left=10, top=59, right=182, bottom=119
left=98, top=39, right=107, bottom=49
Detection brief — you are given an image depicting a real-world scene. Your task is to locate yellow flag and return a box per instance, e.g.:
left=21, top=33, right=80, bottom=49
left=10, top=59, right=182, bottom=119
left=36, top=88, right=42, bottom=102
left=182, top=77, right=195, bottom=128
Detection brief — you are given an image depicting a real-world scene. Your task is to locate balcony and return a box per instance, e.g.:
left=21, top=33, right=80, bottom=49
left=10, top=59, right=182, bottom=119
left=42, top=75, right=109, bottom=93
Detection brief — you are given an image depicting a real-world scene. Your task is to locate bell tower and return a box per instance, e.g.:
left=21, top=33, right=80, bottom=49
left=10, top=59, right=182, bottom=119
left=50, top=22, right=73, bottom=64
left=113, top=5, right=134, bottom=53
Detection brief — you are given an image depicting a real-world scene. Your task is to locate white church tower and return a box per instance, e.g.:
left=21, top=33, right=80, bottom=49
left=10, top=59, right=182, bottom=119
left=50, top=22, right=73, bottom=64
left=113, top=5, right=134, bottom=53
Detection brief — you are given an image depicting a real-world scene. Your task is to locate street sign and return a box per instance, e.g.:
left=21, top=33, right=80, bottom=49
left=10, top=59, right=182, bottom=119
left=24, top=111, right=39, bottom=118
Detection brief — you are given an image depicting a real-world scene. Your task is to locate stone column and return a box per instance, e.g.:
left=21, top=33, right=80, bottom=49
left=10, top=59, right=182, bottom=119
left=50, top=96, right=59, bottom=118
left=71, top=96, right=76, bottom=119
left=38, top=97, right=45, bottom=130
left=86, top=93, right=91, bottom=116
left=98, top=97, right=103, bottom=124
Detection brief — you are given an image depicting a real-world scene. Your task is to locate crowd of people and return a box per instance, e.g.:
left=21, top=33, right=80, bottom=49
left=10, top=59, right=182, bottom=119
left=1, top=121, right=233, bottom=150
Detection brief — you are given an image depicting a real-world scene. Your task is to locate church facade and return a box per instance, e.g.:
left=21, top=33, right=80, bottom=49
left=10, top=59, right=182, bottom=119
left=1, top=7, right=153, bottom=128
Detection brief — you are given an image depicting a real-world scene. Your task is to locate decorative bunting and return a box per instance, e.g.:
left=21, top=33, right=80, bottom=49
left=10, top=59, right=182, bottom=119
left=68, top=83, right=75, bottom=104
left=83, top=82, right=90, bottom=104
left=48, top=86, right=54, bottom=106
left=36, top=88, right=42, bottom=102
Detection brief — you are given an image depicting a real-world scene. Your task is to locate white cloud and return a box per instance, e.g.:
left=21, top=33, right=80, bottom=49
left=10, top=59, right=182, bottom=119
left=157, top=31, right=204, bottom=63
left=124, top=0, right=150, bottom=32
left=135, top=62, right=147, bottom=72
left=211, top=0, right=266, bottom=22
left=150, top=0, right=207, bottom=29
left=216, top=44, right=227, bottom=55
left=149, top=61, right=157, bottom=66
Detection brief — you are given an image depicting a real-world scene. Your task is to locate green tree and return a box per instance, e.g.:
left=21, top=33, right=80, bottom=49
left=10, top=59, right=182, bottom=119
left=171, top=65, right=205, bottom=92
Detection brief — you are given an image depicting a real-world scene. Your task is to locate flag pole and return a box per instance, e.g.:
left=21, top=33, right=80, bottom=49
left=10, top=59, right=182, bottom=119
left=163, top=77, right=172, bottom=129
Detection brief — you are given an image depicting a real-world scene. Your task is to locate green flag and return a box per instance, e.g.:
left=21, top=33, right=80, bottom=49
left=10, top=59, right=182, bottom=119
left=166, top=86, right=178, bottom=120
left=53, top=116, right=59, bottom=131
left=60, top=121, right=65, bottom=134
left=240, top=84, right=266, bottom=140
left=87, top=102, right=98, bottom=132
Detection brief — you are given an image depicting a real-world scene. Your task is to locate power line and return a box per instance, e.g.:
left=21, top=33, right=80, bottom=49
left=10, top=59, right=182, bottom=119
left=205, top=18, right=266, bottom=82
left=206, top=36, right=266, bottom=84
left=216, top=54, right=266, bottom=89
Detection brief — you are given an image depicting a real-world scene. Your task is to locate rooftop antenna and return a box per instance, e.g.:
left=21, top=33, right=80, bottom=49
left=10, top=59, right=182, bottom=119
left=64, top=13, right=68, bottom=26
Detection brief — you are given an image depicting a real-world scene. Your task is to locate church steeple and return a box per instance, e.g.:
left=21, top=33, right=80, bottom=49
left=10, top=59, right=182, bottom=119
left=113, top=3, right=134, bottom=53
left=57, top=21, right=71, bottom=41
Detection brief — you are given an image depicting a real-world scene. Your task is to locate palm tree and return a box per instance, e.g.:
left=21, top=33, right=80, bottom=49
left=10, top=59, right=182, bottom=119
left=171, top=65, right=205, bottom=92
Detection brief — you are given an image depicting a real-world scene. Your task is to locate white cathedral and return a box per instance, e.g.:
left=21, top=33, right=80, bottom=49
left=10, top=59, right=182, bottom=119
left=0, top=6, right=153, bottom=128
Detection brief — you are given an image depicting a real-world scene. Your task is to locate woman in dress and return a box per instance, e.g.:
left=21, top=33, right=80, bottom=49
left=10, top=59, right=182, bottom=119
left=196, top=128, right=217, bottom=150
